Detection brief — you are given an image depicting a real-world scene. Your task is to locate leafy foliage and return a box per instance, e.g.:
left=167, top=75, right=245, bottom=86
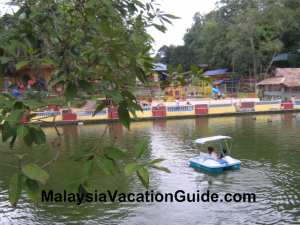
left=1, top=99, right=47, bottom=148
left=0, top=0, right=176, bottom=207
left=137, top=167, right=149, bottom=189
left=0, top=0, right=176, bottom=141
left=21, top=163, right=50, bottom=185
left=72, top=139, right=170, bottom=190
left=24, top=178, right=40, bottom=204
left=9, top=173, right=23, bottom=207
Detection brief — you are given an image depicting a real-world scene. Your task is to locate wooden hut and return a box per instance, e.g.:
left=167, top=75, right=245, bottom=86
left=257, top=68, right=300, bottom=100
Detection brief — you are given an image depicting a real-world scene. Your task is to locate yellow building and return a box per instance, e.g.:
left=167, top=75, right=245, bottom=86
left=193, top=80, right=212, bottom=96
left=164, top=82, right=212, bottom=101
left=164, top=86, right=186, bottom=100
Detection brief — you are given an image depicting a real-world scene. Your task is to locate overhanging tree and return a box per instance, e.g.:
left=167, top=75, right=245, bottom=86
left=0, top=0, right=176, bottom=206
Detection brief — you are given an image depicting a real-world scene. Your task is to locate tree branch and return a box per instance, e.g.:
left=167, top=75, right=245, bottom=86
left=42, top=137, right=62, bottom=169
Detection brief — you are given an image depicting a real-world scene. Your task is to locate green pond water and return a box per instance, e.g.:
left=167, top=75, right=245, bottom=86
left=1, top=114, right=300, bottom=224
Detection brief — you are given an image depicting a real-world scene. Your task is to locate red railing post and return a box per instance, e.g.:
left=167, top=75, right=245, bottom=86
left=108, top=107, right=119, bottom=119
left=195, top=104, right=208, bottom=115
left=152, top=106, right=166, bottom=117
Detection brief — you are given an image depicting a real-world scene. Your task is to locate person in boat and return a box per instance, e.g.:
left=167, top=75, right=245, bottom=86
left=207, top=146, right=220, bottom=160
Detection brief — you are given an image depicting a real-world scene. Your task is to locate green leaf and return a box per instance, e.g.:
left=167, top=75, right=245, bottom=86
left=0, top=56, right=11, bottom=64
left=161, top=16, right=172, bottom=24
left=118, top=102, right=131, bottom=129
left=0, top=92, right=15, bottom=101
left=30, top=126, right=46, bottom=145
left=1, top=121, right=16, bottom=142
left=23, top=130, right=34, bottom=146
left=105, top=147, right=126, bottom=160
left=137, top=167, right=149, bottom=188
left=136, top=68, right=147, bottom=83
left=16, top=60, right=30, bottom=70
left=48, top=71, right=66, bottom=88
left=78, top=79, right=92, bottom=90
left=6, top=109, right=24, bottom=126
left=20, top=126, right=46, bottom=146
left=150, top=165, right=171, bottom=173
left=25, top=179, right=40, bottom=204
left=130, top=101, right=143, bottom=111
left=95, top=156, right=115, bottom=175
left=65, top=82, right=77, bottom=100
left=71, top=148, right=94, bottom=162
left=17, top=125, right=30, bottom=139
left=105, top=90, right=123, bottom=104
left=22, top=163, right=49, bottom=185
left=153, top=24, right=167, bottom=33
left=9, top=135, right=17, bottom=149
left=9, top=173, right=23, bottom=207
left=13, top=101, right=27, bottom=110
left=93, top=102, right=106, bottom=116
left=128, top=101, right=143, bottom=118
left=82, top=160, right=94, bottom=178
left=163, top=13, right=180, bottom=19
left=149, top=158, right=165, bottom=165
left=122, top=90, right=136, bottom=101
left=124, top=163, right=141, bottom=176
left=134, top=139, right=147, bottom=158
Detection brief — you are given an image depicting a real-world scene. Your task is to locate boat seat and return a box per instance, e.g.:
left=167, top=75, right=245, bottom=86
left=217, top=158, right=227, bottom=164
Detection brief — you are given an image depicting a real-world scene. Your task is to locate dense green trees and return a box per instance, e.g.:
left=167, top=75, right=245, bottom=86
left=158, top=0, right=300, bottom=77
left=157, top=45, right=197, bottom=71
left=0, top=0, right=173, bottom=206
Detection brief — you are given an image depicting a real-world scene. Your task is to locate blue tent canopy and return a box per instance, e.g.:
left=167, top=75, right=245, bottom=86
left=203, top=68, right=230, bottom=76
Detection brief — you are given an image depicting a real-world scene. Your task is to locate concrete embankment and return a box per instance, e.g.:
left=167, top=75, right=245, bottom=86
left=30, top=98, right=300, bottom=126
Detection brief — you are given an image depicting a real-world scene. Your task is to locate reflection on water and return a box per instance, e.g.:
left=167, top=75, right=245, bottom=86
left=1, top=114, right=300, bottom=224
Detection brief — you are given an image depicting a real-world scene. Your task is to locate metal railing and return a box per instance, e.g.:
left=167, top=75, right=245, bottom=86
left=34, top=111, right=61, bottom=118
left=255, top=100, right=281, bottom=105
left=142, top=106, right=152, bottom=112
left=167, top=106, right=194, bottom=112
left=76, top=110, right=107, bottom=116
left=209, top=103, right=233, bottom=108
left=294, top=101, right=300, bottom=105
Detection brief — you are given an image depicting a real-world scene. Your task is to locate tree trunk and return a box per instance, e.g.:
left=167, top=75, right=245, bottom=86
left=249, top=37, right=257, bottom=78
left=264, top=52, right=277, bottom=79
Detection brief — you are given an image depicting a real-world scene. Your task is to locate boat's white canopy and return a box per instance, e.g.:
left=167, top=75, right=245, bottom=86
left=195, top=135, right=232, bottom=144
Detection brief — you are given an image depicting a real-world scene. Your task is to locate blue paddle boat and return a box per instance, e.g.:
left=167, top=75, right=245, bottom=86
left=189, top=135, right=241, bottom=173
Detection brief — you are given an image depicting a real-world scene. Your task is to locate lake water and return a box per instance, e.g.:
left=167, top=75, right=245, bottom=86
left=1, top=114, right=300, bottom=224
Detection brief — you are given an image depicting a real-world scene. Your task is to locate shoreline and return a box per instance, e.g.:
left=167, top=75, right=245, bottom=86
left=27, top=97, right=300, bottom=127
left=36, top=109, right=300, bottom=127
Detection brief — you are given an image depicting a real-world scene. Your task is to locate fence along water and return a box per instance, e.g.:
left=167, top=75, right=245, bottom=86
left=29, top=100, right=298, bottom=124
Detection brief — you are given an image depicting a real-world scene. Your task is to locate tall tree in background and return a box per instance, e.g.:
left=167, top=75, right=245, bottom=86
left=156, top=44, right=196, bottom=71
left=157, top=0, right=300, bottom=77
